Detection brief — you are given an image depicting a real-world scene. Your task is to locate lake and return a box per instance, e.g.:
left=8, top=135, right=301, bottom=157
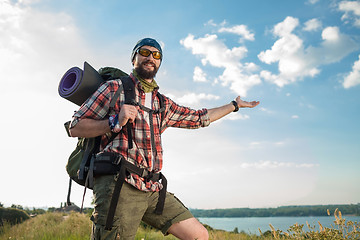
left=198, top=216, right=360, bottom=235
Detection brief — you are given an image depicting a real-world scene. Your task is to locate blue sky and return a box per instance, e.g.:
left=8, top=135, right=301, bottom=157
left=0, top=0, right=359, bottom=209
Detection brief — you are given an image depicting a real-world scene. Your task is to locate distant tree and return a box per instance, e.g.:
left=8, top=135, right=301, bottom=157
left=0, top=202, right=3, bottom=207
left=47, top=207, right=56, bottom=212
left=233, top=227, right=239, bottom=233
left=11, top=204, right=24, bottom=210
left=191, top=204, right=360, bottom=218
left=25, top=207, right=46, bottom=215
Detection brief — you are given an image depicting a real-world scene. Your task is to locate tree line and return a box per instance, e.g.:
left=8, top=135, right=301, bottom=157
left=2, top=202, right=359, bottom=223
left=190, top=204, right=360, bottom=218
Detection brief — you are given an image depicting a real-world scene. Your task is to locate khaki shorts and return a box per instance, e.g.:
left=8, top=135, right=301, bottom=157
left=90, top=175, right=193, bottom=240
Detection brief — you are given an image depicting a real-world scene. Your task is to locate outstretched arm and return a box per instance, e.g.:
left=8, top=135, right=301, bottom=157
left=208, top=96, right=260, bottom=123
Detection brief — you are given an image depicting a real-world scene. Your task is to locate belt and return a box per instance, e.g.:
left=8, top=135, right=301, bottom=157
left=104, top=156, right=167, bottom=230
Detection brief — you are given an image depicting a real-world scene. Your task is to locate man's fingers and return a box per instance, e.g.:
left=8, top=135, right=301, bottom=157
left=239, top=100, right=260, bottom=108
left=118, top=104, right=138, bottom=126
left=251, top=101, right=260, bottom=107
left=248, top=101, right=259, bottom=108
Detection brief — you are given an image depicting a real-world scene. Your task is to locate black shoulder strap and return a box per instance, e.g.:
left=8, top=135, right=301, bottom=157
left=104, top=76, right=135, bottom=229
left=155, top=92, right=165, bottom=128
left=120, top=76, right=136, bottom=105
left=119, top=76, right=136, bottom=149
left=109, top=84, right=122, bottom=108
left=106, top=82, right=125, bottom=144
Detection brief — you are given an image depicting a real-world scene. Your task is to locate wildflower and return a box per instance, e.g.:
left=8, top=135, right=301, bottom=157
left=318, top=221, right=324, bottom=232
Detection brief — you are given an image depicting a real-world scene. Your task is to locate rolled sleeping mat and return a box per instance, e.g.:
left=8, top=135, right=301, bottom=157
left=58, top=61, right=105, bottom=106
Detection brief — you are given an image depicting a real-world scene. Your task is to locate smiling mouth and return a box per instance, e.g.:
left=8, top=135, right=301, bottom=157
left=143, top=61, right=155, bottom=69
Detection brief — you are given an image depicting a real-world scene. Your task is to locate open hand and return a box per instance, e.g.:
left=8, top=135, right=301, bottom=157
left=235, top=96, right=260, bottom=108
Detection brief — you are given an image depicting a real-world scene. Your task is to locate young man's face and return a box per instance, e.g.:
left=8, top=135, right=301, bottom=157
left=133, top=45, right=161, bottom=81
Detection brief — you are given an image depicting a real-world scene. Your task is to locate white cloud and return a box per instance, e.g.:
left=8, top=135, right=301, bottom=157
left=258, top=16, right=359, bottom=87
left=239, top=160, right=319, bottom=169
left=343, top=54, right=360, bottom=88
left=181, top=34, right=247, bottom=67
left=258, top=18, right=306, bottom=85
left=0, top=0, right=99, bottom=208
left=209, top=111, right=251, bottom=124
left=205, top=19, right=217, bottom=27
left=245, top=140, right=288, bottom=150
left=309, top=26, right=359, bottom=63
left=177, top=92, right=220, bottom=106
left=0, top=0, right=93, bottom=92
left=291, top=115, right=299, bottom=119
left=221, top=113, right=250, bottom=121
left=180, top=34, right=261, bottom=96
left=205, top=19, right=226, bottom=27
left=273, top=16, right=299, bottom=36
left=339, top=0, right=360, bottom=27
left=259, top=107, right=274, bottom=114
left=322, top=26, right=340, bottom=41
left=303, top=18, right=322, bottom=31
left=356, top=18, right=360, bottom=26
left=193, top=66, right=208, bottom=82
left=17, top=0, right=41, bottom=4
left=227, top=114, right=250, bottom=120
left=218, top=24, right=255, bottom=41
left=275, top=141, right=286, bottom=146
left=307, top=0, right=320, bottom=4
left=220, top=65, right=262, bottom=96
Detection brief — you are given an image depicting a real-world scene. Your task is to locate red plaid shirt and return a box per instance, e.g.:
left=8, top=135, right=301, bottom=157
left=71, top=74, right=210, bottom=192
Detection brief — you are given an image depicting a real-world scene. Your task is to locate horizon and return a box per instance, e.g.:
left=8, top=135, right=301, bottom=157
left=2, top=202, right=359, bottom=211
left=0, top=0, right=359, bottom=209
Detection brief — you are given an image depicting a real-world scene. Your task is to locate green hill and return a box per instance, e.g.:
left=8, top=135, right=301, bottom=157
left=0, top=207, right=30, bottom=225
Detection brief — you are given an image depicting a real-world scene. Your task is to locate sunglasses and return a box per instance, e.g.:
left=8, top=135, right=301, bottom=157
left=137, top=48, right=162, bottom=60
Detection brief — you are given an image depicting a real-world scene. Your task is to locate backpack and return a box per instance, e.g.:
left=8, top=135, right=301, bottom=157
left=64, top=68, right=165, bottom=209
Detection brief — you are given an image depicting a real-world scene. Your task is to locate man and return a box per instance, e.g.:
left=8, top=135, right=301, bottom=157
left=69, top=38, right=259, bottom=240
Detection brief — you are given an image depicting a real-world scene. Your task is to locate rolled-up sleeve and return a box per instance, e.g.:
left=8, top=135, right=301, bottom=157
left=69, top=81, right=118, bottom=129
left=162, top=96, right=210, bottom=130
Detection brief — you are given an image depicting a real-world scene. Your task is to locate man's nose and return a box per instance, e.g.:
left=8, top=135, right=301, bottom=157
left=145, top=53, right=155, bottom=60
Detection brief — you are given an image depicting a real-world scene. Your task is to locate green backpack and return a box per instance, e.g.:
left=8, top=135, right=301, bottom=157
left=64, top=68, right=128, bottom=207
left=64, top=67, right=165, bottom=208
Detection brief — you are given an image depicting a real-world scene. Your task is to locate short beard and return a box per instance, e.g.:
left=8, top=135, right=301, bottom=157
left=135, top=61, right=158, bottom=80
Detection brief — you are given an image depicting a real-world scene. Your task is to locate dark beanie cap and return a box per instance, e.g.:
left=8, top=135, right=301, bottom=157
left=131, top=38, right=163, bottom=62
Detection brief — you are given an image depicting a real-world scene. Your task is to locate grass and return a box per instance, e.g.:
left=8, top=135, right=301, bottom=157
left=0, top=209, right=359, bottom=239
left=0, top=212, right=265, bottom=240
left=0, top=212, right=91, bottom=240
left=268, top=208, right=360, bottom=240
